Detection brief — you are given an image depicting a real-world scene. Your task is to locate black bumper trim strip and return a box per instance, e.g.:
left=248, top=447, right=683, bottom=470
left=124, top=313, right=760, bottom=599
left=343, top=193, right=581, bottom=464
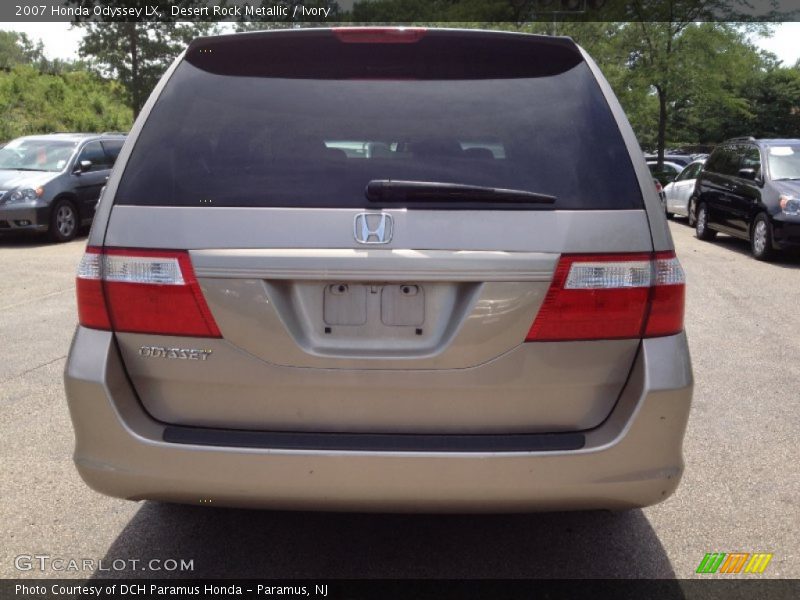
left=162, top=426, right=586, bottom=452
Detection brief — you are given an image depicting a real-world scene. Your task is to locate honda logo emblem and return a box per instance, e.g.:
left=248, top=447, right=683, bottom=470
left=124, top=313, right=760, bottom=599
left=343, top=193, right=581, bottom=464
left=354, top=213, right=393, bottom=244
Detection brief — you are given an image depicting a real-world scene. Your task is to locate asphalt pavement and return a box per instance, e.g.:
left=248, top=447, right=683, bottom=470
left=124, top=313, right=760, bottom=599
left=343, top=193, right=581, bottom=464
left=0, top=220, right=798, bottom=579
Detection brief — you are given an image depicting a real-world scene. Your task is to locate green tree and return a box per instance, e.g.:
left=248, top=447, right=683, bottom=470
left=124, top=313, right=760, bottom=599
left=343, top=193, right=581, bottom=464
left=521, top=20, right=780, bottom=151
left=0, top=65, right=132, bottom=141
left=68, top=2, right=218, bottom=117
left=662, top=23, right=766, bottom=145
left=0, top=31, right=45, bottom=71
left=0, top=28, right=96, bottom=75
left=342, top=2, right=789, bottom=155
left=613, top=0, right=777, bottom=162
left=746, top=66, right=800, bottom=138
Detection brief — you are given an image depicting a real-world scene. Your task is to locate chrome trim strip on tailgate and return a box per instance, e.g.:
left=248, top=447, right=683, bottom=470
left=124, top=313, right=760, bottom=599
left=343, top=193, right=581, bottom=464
left=105, top=207, right=654, bottom=253
left=190, top=249, right=556, bottom=281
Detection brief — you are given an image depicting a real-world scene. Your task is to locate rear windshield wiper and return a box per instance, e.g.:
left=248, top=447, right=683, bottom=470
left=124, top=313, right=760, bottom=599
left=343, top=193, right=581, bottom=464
left=365, top=180, right=557, bottom=205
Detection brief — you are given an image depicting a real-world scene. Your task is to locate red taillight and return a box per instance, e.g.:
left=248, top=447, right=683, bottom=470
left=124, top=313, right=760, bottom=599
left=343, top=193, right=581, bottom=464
left=643, top=251, right=686, bottom=337
left=332, top=27, right=426, bottom=44
left=526, top=251, right=685, bottom=342
left=76, top=247, right=221, bottom=338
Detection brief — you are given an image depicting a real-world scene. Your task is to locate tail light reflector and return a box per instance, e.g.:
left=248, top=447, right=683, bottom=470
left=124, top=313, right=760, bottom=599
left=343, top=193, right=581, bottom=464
left=526, top=251, right=685, bottom=342
left=76, top=247, right=221, bottom=338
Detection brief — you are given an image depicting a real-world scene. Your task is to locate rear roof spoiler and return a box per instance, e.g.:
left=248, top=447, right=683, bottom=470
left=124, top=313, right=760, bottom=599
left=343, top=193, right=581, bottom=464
left=186, top=28, right=584, bottom=79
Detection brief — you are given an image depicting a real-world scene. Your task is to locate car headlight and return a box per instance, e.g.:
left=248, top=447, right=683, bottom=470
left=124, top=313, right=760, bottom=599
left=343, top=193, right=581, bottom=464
left=6, top=187, right=44, bottom=204
left=780, top=195, right=800, bottom=216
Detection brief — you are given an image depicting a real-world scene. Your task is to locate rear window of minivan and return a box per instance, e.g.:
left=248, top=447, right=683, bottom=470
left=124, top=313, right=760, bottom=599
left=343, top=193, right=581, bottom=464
left=114, top=30, right=643, bottom=211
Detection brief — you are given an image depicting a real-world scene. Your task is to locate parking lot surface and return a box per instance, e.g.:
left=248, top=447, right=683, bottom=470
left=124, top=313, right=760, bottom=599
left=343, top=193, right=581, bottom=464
left=1, top=221, right=798, bottom=579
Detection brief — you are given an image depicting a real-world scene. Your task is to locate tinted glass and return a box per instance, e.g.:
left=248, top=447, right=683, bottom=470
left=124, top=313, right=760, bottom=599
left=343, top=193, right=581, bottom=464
left=703, top=151, right=720, bottom=173
left=676, top=162, right=702, bottom=181
left=77, top=141, right=111, bottom=172
left=705, top=145, right=740, bottom=176
left=738, top=146, right=761, bottom=178
left=101, top=140, right=124, bottom=165
left=115, top=37, right=642, bottom=210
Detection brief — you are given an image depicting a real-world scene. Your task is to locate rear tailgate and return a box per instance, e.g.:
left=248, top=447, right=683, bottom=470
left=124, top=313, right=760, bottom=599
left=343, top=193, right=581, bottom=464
left=93, top=29, right=665, bottom=434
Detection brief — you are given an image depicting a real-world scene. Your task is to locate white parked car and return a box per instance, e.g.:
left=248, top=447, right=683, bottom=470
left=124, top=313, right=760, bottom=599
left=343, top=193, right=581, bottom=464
left=663, top=159, right=706, bottom=220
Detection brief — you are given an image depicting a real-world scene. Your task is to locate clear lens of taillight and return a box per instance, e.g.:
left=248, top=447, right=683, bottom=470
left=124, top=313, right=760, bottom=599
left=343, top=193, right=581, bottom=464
left=526, top=251, right=685, bottom=342
left=75, top=247, right=221, bottom=338
left=77, top=250, right=102, bottom=279
left=102, top=254, right=184, bottom=285
left=564, top=260, right=652, bottom=289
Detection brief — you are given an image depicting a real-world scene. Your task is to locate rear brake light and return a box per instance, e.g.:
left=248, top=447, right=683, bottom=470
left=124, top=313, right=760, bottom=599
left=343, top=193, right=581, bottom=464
left=76, top=248, right=111, bottom=331
left=526, top=252, right=685, bottom=342
left=644, top=251, right=686, bottom=337
left=76, top=247, right=221, bottom=338
left=332, top=27, right=426, bottom=44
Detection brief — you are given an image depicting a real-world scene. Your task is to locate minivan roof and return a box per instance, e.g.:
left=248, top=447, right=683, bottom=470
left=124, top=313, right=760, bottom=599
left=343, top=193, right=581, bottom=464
left=16, top=133, right=126, bottom=143
left=724, top=137, right=800, bottom=146
left=757, top=138, right=800, bottom=145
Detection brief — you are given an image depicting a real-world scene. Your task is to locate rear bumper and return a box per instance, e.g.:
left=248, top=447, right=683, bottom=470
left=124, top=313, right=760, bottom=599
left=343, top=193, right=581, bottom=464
left=64, top=327, right=693, bottom=512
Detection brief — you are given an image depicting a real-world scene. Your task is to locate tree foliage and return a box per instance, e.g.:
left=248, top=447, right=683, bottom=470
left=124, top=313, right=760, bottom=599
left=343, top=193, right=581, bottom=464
left=344, top=0, right=800, bottom=156
left=0, top=65, right=132, bottom=142
left=0, top=30, right=91, bottom=75
left=605, top=21, right=800, bottom=148
left=0, top=31, right=43, bottom=71
left=67, top=1, right=218, bottom=116
left=4, top=7, right=800, bottom=150
left=0, top=29, right=132, bottom=142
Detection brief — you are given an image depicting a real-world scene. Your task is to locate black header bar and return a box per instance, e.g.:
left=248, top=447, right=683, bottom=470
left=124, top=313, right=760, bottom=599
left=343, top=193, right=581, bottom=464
left=2, top=0, right=799, bottom=23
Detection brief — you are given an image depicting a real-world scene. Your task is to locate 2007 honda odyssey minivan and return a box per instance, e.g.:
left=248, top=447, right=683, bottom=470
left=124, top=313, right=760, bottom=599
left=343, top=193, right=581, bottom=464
left=64, top=28, right=693, bottom=511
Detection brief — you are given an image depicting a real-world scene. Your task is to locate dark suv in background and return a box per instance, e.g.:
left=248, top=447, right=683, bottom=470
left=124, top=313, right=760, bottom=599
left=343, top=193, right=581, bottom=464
left=0, top=132, right=126, bottom=242
left=692, top=137, right=800, bottom=260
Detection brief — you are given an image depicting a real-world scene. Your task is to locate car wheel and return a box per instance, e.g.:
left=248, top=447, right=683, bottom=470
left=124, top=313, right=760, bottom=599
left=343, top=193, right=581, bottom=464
left=751, top=213, right=776, bottom=261
left=695, top=202, right=717, bottom=241
left=665, top=209, right=674, bottom=220
left=49, top=198, right=79, bottom=243
left=687, top=197, right=697, bottom=227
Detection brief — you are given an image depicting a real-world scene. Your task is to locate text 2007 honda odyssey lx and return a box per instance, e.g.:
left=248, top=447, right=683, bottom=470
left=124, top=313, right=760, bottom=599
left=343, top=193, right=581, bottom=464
left=64, top=28, right=692, bottom=511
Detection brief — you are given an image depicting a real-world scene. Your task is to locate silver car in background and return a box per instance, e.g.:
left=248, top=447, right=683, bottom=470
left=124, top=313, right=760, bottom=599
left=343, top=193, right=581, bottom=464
left=64, top=28, right=693, bottom=512
left=664, top=159, right=706, bottom=222
left=0, top=133, right=125, bottom=241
